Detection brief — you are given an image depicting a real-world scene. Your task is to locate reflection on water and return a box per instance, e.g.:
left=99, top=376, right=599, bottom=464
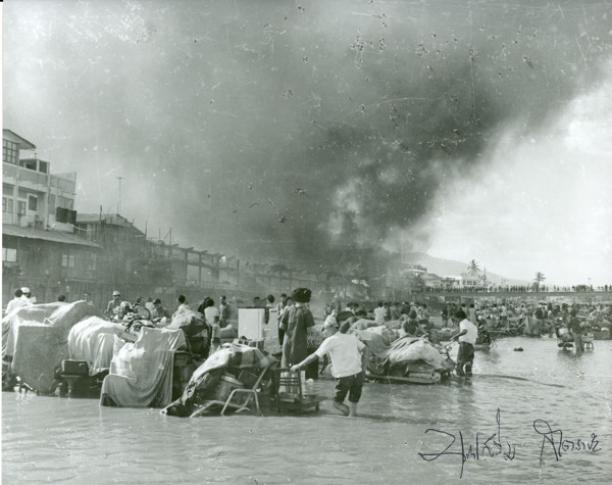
left=3, top=338, right=611, bottom=484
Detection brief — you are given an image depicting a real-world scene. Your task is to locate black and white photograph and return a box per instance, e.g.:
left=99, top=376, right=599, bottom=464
left=2, top=1, right=611, bottom=484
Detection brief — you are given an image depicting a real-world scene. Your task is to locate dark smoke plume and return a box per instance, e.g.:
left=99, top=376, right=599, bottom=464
left=4, top=1, right=612, bottom=278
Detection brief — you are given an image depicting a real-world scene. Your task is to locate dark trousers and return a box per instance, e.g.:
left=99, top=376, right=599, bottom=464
left=456, top=342, right=474, bottom=376
left=334, top=372, right=364, bottom=403
left=574, top=333, right=583, bottom=354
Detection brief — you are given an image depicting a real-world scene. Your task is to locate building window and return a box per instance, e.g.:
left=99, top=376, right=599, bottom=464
left=20, top=159, right=38, bottom=171
left=28, top=195, right=38, bottom=211
left=2, top=248, right=17, bottom=263
left=17, top=200, right=26, bottom=216
left=61, top=254, right=76, bottom=268
left=88, top=254, right=97, bottom=271
left=3, top=140, right=18, bottom=165
left=38, top=160, right=49, bottom=174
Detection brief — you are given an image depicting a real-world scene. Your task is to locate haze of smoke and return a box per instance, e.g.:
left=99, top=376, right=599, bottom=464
left=4, top=1, right=612, bottom=278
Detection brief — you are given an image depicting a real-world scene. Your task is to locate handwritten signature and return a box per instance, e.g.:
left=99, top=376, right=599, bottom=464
left=533, top=419, right=601, bottom=465
left=418, top=409, right=601, bottom=478
left=418, top=408, right=516, bottom=478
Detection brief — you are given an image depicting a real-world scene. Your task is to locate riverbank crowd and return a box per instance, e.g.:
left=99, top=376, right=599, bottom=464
left=5, top=284, right=612, bottom=359
left=3, top=284, right=611, bottom=417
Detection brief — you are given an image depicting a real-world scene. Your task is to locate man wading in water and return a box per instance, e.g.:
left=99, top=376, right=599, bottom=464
left=451, top=309, right=478, bottom=377
left=291, top=311, right=366, bottom=417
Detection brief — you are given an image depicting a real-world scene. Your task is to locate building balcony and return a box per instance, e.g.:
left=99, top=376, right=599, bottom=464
left=3, top=163, right=49, bottom=190
left=3, top=163, right=76, bottom=195
left=2, top=162, right=18, bottom=180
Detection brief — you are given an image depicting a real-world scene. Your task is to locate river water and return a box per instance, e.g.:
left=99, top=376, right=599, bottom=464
left=2, top=337, right=611, bottom=485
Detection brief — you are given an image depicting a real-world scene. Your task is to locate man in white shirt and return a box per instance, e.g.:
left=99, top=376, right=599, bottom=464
left=291, top=311, right=366, bottom=417
left=451, top=309, right=478, bottom=377
left=5, top=289, right=28, bottom=316
left=373, top=301, right=386, bottom=324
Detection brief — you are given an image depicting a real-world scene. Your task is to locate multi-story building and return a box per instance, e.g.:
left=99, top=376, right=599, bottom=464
left=2, top=129, right=101, bottom=304
left=3, top=129, right=77, bottom=230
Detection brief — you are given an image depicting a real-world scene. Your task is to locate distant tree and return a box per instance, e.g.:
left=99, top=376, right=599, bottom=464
left=467, top=259, right=480, bottom=277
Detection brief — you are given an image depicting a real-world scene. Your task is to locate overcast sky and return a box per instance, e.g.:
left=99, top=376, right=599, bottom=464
left=4, top=0, right=612, bottom=284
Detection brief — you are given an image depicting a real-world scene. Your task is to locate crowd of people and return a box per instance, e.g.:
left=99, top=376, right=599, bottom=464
left=318, top=298, right=612, bottom=355
left=4, top=285, right=610, bottom=417
left=465, top=299, right=612, bottom=344
left=101, top=291, right=239, bottom=358
left=413, top=284, right=612, bottom=293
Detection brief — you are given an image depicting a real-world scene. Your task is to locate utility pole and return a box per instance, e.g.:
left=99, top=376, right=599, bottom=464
left=116, top=176, right=124, bottom=214
left=46, top=159, right=51, bottom=230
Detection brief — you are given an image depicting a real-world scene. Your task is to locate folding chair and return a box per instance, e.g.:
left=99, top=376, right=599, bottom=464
left=189, top=365, right=270, bottom=417
left=220, top=365, right=270, bottom=416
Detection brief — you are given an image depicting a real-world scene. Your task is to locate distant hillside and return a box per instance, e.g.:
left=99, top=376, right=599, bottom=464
left=403, top=252, right=528, bottom=285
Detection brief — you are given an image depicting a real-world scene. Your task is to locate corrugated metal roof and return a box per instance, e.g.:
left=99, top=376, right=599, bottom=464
left=2, top=224, right=100, bottom=248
